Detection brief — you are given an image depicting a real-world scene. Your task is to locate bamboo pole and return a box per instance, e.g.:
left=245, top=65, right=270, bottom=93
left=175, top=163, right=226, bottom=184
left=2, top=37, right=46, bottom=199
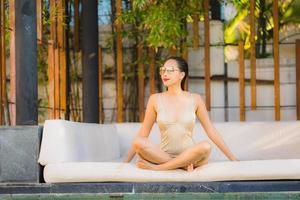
left=48, top=40, right=55, bottom=119
left=182, top=43, right=188, bottom=61
left=149, top=47, right=156, bottom=94
left=273, top=0, right=280, bottom=120
left=296, top=40, right=300, bottom=120
left=58, top=0, right=66, bottom=119
left=116, top=0, right=123, bottom=122
left=74, top=0, right=79, bottom=52
left=9, top=0, right=16, bottom=125
left=138, top=44, right=145, bottom=122
left=169, top=47, right=177, bottom=56
left=238, top=41, right=245, bottom=121
left=48, top=0, right=67, bottom=119
left=69, top=51, right=76, bottom=121
left=50, top=0, right=57, bottom=46
left=37, top=0, right=43, bottom=45
left=70, top=51, right=81, bottom=121
left=0, top=0, right=5, bottom=124
left=48, top=0, right=58, bottom=119
left=182, top=41, right=188, bottom=91
left=57, top=0, right=66, bottom=55
left=192, top=14, right=199, bottom=49
left=75, top=52, right=81, bottom=121
left=59, top=48, right=67, bottom=118
left=250, top=0, right=257, bottom=110
left=99, top=46, right=104, bottom=123
left=54, top=47, right=60, bottom=118
left=204, top=0, right=211, bottom=111
left=2, top=0, right=8, bottom=125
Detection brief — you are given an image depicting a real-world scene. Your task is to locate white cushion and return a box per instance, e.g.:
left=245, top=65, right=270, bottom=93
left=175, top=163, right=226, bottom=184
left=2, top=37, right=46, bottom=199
left=192, top=121, right=300, bottom=161
left=43, top=159, right=300, bottom=183
left=115, top=121, right=300, bottom=161
left=38, top=120, right=120, bottom=165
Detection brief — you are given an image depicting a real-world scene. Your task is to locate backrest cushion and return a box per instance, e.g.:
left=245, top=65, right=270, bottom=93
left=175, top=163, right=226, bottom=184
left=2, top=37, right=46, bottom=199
left=115, top=121, right=300, bottom=162
left=193, top=121, right=300, bottom=161
left=38, top=120, right=120, bottom=165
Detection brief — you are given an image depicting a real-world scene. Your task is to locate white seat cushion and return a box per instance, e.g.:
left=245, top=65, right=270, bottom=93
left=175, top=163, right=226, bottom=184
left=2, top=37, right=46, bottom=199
left=43, top=159, right=300, bottom=183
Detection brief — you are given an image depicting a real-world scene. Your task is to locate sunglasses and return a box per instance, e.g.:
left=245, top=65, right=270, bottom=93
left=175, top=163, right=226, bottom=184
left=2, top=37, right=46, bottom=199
left=159, top=66, right=180, bottom=75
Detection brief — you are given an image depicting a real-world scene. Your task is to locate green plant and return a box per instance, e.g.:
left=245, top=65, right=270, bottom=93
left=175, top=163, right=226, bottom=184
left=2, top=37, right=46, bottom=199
left=118, top=0, right=203, bottom=49
left=224, top=0, right=300, bottom=58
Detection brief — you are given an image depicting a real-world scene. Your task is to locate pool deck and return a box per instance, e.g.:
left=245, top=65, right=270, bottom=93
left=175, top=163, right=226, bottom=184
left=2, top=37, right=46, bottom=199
left=1, top=181, right=300, bottom=199
left=1, top=180, right=300, bottom=194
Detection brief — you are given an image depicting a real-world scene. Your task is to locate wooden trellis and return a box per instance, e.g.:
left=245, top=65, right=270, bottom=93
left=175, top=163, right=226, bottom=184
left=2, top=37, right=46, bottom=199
left=296, top=40, right=300, bottom=120
left=273, top=0, right=280, bottom=121
left=116, top=0, right=123, bottom=123
left=0, top=0, right=6, bottom=125
left=9, top=0, right=16, bottom=125
left=204, top=0, right=211, bottom=111
left=149, top=47, right=156, bottom=95
left=99, top=47, right=104, bottom=123
left=182, top=42, right=189, bottom=91
left=238, top=41, right=245, bottom=121
left=192, top=14, right=199, bottom=49
left=169, top=47, right=177, bottom=56
left=250, top=0, right=256, bottom=110
left=48, top=0, right=67, bottom=119
left=137, top=44, right=145, bottom=122
left=37, top=0, right=42, bottom=45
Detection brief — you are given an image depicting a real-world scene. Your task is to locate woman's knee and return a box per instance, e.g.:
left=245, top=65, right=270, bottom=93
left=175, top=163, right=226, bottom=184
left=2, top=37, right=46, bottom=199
left=197, top=141, right=211, bottom=155
left=132, top=137, right=147, bottom=152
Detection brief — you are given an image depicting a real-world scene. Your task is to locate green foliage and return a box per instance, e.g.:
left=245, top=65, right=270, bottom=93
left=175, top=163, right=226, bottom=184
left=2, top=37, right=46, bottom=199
left=118, top=0, right=203, bottom=49
left=225, top=0, right=300, bottom=46
left=224, top=0, right=300, bottom=59
left=282, top=0, right=300, bottom=24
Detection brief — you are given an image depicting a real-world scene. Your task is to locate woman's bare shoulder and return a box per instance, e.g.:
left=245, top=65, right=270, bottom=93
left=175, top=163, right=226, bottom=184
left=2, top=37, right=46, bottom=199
left=148, top=93, right=163, bottom=107
left=148, top=92, right=162, bottom=100
left=189, top=92, right=202, bottom=99
left=189, top=92, right=205, bottom=105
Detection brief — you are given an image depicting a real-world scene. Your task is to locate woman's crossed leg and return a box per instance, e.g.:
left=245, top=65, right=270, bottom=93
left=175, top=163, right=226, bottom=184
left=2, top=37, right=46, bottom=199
left=133, top=136, right=173, bottom=164
left=133, top=136, right=211, bottom=171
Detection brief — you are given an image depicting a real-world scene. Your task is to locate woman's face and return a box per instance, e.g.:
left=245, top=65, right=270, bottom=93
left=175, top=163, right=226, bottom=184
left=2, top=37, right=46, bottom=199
left=160, top=59, right=184, bottom=88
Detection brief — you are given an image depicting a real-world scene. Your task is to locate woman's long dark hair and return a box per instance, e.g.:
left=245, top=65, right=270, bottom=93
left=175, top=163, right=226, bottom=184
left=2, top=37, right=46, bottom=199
left=166, top=56, right=189, bottom=91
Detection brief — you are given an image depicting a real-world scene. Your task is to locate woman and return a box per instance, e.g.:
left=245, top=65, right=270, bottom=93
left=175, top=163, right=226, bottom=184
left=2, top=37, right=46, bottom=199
left=124, top=56, right=237, bottom=172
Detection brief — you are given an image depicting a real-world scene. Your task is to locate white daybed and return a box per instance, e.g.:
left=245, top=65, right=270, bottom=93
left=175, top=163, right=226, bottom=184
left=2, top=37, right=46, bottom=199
left=38, top=120, right=300, bottom=183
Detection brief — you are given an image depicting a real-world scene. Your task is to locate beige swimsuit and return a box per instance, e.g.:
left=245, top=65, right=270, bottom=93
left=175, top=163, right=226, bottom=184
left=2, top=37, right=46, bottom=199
left=156, top=92, right=196, bottom=158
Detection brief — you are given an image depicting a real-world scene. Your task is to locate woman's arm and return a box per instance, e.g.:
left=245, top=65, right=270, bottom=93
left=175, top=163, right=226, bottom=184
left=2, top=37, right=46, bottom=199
left=194, top=93, right=237, bottom=161
left=123, top=146, right=136, bottom=163
left=123, top=94, right=158, bottom=162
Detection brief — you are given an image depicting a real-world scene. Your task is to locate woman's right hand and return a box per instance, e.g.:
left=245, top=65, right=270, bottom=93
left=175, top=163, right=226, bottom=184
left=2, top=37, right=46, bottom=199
left=123, top=158, right=131, bottom=163
left=123, top=145, right=136, bottom=163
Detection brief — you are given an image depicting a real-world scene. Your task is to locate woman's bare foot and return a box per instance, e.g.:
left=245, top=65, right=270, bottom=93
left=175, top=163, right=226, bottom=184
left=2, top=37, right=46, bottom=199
left=137, top=157, right=195, bottom=172
left=194, top=156, right=209, bottom=168
left=136, top=157, right=159, bottom=170
left=181, top=163, right=194, bottom=172
left=187, top=163, right=194, bottom=172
